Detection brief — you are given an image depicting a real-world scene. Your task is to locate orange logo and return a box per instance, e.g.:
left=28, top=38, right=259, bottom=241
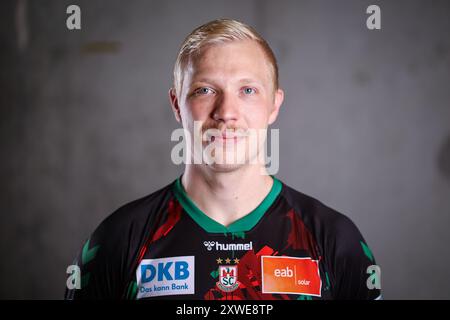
left=261, top=256, right=321, bottom=296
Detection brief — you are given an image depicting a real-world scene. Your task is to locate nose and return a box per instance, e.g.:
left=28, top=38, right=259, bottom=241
left=211, top=91, right=239, bottom=124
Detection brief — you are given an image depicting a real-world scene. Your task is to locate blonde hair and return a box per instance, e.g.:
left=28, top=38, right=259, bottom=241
left=173, top=18, right=279, bottom=99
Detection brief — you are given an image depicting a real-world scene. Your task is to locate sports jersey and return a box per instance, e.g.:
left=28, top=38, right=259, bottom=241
left=64, top=175, right=381, bottom=300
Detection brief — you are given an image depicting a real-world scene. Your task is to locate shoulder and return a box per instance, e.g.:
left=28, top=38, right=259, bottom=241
left=278, top=180, right=365, bottom=253
left=276, top=180, right=380, bottom=299
left=66, top=179, right=178, bottom=299
left=91, top=179, right=176, bottom=245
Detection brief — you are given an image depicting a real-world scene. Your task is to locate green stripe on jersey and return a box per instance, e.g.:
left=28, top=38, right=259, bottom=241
left=173, top=175, right=282, bottom=233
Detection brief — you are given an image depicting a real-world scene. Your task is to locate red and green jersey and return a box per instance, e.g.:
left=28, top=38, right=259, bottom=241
left=65, top=176, right=381, bottom=300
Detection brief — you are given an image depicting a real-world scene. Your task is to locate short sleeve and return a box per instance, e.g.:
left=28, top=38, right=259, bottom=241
left=64, top=219, right=126, bottom=300
left=328, top=215, right=382, bottom=300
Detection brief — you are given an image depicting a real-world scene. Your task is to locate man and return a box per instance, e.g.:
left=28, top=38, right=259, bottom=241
left=65, top=19, right=381, bottom=300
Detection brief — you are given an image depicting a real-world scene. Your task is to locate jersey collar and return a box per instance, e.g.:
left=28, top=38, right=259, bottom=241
left=172, top=175, right=282, bottom=234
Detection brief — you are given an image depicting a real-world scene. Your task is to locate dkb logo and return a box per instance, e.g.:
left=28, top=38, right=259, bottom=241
left=141, top=260, right=189, bottom=282
left=136, top=256, right=195, bottom=299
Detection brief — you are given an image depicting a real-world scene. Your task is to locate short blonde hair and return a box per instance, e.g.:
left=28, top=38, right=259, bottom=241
left=173, top=18, right=279, bottom=99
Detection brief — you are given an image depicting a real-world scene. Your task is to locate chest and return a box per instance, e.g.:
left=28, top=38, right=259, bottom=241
left=133, top=215, right=333, bottom=300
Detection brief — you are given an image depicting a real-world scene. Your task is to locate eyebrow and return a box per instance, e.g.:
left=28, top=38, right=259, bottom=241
left=191, top=77, right=264, bottom=86
left=238, top=78, right=263, bottom=85
left=190, top=78, right=217, bottom=85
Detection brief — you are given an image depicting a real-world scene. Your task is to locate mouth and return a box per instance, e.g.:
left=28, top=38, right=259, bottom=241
left=211, top=135, right=243, bottom=141
left=206, top=131, right=248, bottom=143
left=211, top=136, right=240, bottom=143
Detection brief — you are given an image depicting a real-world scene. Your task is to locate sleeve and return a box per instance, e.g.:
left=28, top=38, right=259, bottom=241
left=64, top=218, right=128, bottom=300
left=328, top=214, right=382, bottom=300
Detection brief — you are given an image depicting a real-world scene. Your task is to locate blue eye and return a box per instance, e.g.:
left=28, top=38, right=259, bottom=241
left=243, top=87, right=256, bottom=95
left=195, top=87, right=214, bottom=95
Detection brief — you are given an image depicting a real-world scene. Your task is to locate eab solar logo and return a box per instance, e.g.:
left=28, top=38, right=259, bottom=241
left=136, top=256, right=195, bottom=299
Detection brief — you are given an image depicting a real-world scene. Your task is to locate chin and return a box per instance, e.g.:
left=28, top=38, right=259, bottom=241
left=205, top=161, right=247, bottom=173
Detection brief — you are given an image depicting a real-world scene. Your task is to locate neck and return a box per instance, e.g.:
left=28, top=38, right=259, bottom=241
left=181, top=164, right=274, bottom=227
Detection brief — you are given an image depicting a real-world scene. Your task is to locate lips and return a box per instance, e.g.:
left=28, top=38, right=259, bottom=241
left=204, top=130, right=248, bottom=142
left=211, top=135, right=240, bottom=142
left=213, top=133, right=248, bottom=141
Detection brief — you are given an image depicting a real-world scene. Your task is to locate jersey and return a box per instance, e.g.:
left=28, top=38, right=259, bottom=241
left=64, top=175, right=381, bottom=300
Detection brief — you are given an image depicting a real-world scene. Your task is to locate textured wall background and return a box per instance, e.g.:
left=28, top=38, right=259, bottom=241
left=1, top=0, right=449, bottom=299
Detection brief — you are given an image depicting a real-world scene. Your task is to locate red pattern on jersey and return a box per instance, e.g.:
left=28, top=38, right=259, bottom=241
left=135, top=199, right=182, bottom=269
left=204, top=246, right=289, bottom=300
left=284, top=209, right=320, bottom=259
left=150, top=198, right=182, bottom=242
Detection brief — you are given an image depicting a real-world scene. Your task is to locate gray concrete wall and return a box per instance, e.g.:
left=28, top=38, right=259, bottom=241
left=1, top=0, right=449, bottom=299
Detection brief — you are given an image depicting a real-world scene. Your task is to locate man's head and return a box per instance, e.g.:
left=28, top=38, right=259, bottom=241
left=172, top=19, right=280, bottom=101
left=169, top=19, right=284, bottom=173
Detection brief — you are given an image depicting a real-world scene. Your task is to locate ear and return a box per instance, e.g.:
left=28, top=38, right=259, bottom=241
left=168, top=88, right=182, bottom=123
left=268, top=88, right=284, bottom=125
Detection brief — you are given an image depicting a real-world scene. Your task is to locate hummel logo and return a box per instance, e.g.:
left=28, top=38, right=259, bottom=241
left=204, top=241, right=215, bottom=251
left=203, top=241, right=253, bottom=251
